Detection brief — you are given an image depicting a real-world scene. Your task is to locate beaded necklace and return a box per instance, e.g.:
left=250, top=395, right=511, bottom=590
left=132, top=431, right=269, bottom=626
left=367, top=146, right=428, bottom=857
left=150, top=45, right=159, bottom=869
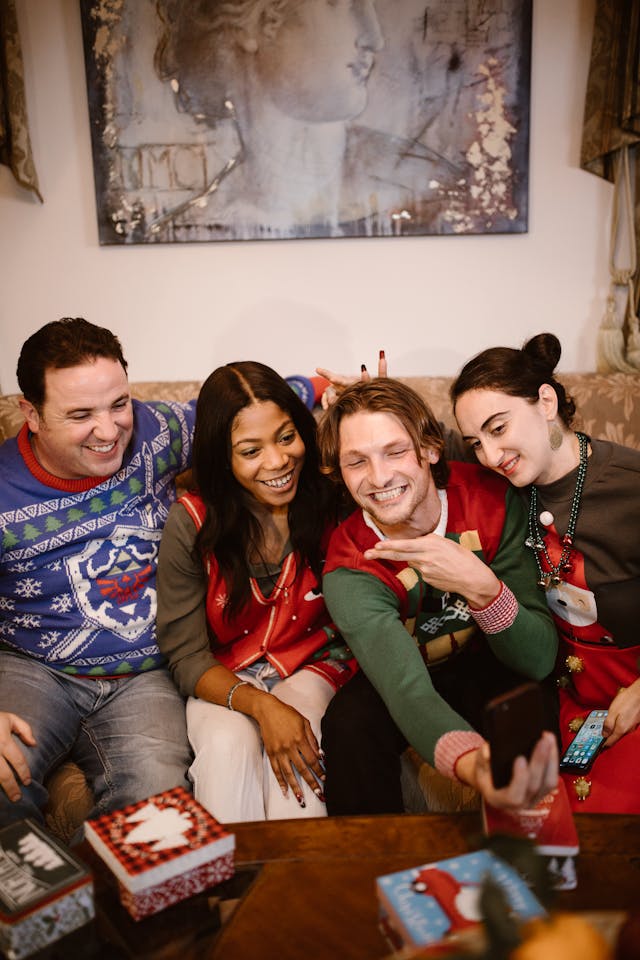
left=526, top=432, right=589, bottom=590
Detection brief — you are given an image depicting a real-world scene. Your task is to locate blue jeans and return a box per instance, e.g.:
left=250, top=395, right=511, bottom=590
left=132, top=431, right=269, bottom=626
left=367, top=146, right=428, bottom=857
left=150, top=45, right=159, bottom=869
left=0, top=652, right=191, bottom=831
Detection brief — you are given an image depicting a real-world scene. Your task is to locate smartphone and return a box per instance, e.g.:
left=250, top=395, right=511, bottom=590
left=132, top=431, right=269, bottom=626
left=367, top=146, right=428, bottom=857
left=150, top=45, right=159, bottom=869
left=559, top=709, right=608, bottom=773
left=483, top=682, right=546, bottom=789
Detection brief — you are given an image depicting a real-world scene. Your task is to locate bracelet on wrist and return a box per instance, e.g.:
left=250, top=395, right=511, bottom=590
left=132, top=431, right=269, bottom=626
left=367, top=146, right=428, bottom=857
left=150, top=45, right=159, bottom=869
left=226, top=679, right=250, bottom=711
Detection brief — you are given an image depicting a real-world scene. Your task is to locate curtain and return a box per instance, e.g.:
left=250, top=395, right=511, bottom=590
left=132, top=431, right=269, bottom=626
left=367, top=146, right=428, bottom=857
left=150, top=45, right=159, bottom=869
left=581, top=0, right=640, bottom=371
left=0, top=0, right=42, bottom=200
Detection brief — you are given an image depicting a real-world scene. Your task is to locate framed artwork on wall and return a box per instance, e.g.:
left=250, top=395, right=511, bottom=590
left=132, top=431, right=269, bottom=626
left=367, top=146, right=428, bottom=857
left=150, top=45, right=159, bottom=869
left=80, top=0, right=532, bottom=245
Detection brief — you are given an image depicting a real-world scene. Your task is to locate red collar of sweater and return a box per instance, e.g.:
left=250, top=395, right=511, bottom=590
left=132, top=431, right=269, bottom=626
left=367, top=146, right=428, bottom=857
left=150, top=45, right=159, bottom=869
left=17, top=422, right=111, bottom=492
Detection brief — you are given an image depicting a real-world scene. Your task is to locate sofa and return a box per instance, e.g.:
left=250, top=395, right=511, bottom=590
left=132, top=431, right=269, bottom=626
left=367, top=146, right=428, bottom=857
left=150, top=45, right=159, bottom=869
left=1, top=370, right=639, bottom=841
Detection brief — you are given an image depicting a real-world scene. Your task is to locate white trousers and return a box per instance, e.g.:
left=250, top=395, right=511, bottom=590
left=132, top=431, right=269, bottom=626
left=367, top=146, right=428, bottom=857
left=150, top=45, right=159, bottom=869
left=186, top=666, right=335, bottom=823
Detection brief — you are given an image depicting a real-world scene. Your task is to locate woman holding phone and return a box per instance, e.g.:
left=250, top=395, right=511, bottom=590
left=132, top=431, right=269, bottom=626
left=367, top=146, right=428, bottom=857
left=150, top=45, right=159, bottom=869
left=449, top=333, right=640, bottom=812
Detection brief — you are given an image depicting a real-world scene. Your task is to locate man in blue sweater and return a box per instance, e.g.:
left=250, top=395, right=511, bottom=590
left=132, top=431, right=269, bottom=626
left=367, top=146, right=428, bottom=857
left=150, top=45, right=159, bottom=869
left=0, top=318, right=195, bottom=830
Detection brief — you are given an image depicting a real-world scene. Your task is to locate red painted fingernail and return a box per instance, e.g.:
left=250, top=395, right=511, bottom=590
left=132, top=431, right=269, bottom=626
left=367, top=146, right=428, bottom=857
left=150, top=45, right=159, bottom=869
left=379, top=349, right=385, bottom=359
left=296, top=793, right=306, bottom=808
left=361, top=364, right=367, bottom=373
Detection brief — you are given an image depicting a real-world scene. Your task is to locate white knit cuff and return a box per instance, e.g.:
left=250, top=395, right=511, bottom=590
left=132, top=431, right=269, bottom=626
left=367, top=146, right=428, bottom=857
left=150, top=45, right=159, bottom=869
left=469, top=582, right=518, bottom=634
left=434, top=730, right=485, bottom=782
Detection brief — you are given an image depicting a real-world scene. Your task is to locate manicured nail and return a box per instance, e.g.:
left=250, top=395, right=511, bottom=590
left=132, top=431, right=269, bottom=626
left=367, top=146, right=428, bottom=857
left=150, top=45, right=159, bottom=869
left=295, top=793, right=306, bottom=808
left=361, top=363, right=367, bottom=372
left=379, top=349, right=385, bottom=359
left=313, top=787, right=326, bottom=802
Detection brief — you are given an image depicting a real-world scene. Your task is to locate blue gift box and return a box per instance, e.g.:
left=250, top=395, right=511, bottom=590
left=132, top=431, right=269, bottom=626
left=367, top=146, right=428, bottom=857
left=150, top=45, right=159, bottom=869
left=377, top=848, right=545, bottom=952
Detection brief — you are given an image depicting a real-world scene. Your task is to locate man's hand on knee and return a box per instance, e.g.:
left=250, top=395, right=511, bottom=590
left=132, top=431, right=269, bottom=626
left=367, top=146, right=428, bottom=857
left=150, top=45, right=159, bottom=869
left=0, top=711, right=35, bottom=802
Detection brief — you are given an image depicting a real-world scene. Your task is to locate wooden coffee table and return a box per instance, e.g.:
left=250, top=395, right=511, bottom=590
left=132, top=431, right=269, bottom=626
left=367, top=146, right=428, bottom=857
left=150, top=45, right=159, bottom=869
left=210, top=811, right=640, bottom=959
left=80, top=811, right=640, bottom=959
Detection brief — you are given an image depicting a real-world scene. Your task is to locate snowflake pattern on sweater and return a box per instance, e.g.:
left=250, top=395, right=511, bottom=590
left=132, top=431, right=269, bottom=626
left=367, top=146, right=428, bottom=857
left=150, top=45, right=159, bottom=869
left=0, top=400, right=195, bottom=676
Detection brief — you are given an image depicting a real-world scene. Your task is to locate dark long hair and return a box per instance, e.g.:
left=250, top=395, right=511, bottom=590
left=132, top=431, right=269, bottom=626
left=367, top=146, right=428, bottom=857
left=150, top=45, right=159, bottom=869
left=192, top=361, right=335, bottom=618
left=450, top=332, right=576, bottom=428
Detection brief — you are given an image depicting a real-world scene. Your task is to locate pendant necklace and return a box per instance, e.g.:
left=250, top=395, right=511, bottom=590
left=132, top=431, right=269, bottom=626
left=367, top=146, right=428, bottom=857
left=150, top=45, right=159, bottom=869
left=526, top=432, right=589, bottom=590
left=252, top=542, right=295, bottom=601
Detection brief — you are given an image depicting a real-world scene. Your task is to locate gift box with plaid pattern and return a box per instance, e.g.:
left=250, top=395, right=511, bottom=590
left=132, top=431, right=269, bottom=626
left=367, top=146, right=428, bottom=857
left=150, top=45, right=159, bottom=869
left=84, top=786, right=235, bottom=920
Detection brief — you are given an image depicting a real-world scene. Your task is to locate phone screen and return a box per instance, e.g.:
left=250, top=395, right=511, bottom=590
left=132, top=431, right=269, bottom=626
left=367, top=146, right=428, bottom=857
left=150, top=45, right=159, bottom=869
left=559, top=709, right=607, bottom=772
left=484, top=683, right=545, bottom=789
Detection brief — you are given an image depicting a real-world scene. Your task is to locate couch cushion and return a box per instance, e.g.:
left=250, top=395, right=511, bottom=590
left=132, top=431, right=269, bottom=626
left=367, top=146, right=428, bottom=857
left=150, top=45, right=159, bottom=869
left=560, top=372, right=640, bottom=448
left=0, top=394, right=23, bottom=444
left=44, top=761, right=94, bottom=844
left=3, top=373, right=639, bottom=447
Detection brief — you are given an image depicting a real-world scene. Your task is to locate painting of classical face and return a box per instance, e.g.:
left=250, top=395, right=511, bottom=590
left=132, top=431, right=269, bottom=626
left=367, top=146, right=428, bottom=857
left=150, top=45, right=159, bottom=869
left=80, top=0, right=532, bottom=244
left=251, top=0, right=384, bottom=123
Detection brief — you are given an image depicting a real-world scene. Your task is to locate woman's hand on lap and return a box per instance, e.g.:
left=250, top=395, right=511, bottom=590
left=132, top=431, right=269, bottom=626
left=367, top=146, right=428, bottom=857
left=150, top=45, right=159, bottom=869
left=603, top=678, right=640, bottom=746
left=253, top=696, right=325, bottom=803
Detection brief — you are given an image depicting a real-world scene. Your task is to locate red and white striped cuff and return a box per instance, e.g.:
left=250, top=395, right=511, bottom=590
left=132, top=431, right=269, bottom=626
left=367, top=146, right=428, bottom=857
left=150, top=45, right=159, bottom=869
left=434, top=730, right=485, bottom=782
left=469, top=582, right=518, bottom=634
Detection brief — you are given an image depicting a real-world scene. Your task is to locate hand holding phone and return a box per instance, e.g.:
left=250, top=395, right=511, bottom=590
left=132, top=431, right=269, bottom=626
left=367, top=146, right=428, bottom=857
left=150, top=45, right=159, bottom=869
left=559, top=710, right=607, bottom=773
left=483, top=683, right=546, bottom=789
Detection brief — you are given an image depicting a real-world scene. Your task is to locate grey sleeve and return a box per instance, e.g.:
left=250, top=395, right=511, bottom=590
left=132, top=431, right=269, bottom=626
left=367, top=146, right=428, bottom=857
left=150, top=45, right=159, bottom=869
left=156, top=502, right=220, bottom=696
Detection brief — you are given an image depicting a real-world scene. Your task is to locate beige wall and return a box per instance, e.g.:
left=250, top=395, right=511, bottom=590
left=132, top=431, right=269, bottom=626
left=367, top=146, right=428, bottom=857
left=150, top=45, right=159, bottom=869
left=0, top=0, right=611, bottom=393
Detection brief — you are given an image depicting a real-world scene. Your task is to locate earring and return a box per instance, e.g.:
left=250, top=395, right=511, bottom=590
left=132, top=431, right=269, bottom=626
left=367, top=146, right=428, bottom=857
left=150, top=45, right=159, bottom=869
left=548, top=423, right=563, bottom=451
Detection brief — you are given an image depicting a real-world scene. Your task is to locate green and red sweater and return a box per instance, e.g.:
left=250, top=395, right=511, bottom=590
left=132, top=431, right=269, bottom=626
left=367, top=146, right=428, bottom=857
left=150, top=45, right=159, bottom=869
left=323, top=462, right=557, bottom=780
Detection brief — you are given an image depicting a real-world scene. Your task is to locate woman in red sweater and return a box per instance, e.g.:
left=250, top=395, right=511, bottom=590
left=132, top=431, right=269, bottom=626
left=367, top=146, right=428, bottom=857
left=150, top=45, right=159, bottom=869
left=157, top=362, right=355, bottom=822
left=451, top=333, right=640, bottom=812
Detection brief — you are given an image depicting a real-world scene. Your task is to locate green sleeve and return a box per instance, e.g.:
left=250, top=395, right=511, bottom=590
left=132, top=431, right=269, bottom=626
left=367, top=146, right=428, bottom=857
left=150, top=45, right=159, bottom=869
left=323, top=568, right=473, bottom=765
left=483, top=485, right=558, bottom=678
left=156, top=502, right=220, bottom=696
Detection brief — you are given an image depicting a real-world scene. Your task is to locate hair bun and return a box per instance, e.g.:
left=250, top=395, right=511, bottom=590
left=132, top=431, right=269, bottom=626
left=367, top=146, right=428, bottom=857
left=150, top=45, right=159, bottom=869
left=522, top=332, right=561, bottom=373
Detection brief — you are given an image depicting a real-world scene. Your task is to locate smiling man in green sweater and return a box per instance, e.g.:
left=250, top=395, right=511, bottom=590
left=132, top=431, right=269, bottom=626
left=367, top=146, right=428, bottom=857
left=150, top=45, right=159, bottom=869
left=317, top=378, right=559, bottom=815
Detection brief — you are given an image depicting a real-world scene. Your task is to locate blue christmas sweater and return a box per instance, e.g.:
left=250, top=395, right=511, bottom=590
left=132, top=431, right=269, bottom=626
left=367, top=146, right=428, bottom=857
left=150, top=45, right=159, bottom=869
left=0, top=400, right=195, bottom=676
